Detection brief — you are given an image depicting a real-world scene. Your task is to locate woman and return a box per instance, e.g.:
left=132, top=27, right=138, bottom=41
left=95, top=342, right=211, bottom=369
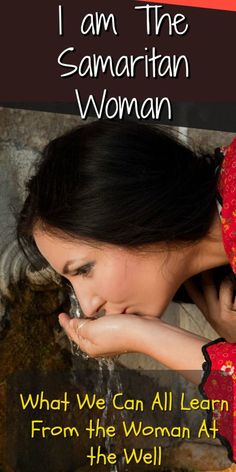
left=17, top=120, right=236, bottom=460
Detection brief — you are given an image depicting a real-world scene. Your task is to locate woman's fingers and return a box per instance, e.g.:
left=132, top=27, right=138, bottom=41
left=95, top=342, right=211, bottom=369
left=219, top=278, right=236, bottom=312
left=59, top=313, right=99, bottom=356
left=201, top=270, right=218, bottom=312
left=184, top=279, right=208, bottom=314
left=184, top=271, right=219, bottom=322
left=59, top=313, right=90, bottom=345
left=58, top=312, right=70, bottom=325
left=185, top=273, right=236, bottom=342
left=58, top=313, right=80, bottom=345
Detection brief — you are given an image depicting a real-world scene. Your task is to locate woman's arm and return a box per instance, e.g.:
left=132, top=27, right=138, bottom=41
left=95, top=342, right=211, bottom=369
left=59, top=312, right=208, bottom=385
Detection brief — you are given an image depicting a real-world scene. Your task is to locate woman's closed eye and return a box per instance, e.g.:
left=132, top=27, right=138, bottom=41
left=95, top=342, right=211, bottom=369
left=72, top=262, right=95, bottom=278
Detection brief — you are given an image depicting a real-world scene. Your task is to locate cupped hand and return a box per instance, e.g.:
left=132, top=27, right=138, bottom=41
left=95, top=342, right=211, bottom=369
left=58, top=312, right=146, bottom=358
left=184, top=270, right=236, bottom=342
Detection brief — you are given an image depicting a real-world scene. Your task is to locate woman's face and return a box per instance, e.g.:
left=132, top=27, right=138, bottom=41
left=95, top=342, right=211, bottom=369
left=34, top=229, right=186, bottom=318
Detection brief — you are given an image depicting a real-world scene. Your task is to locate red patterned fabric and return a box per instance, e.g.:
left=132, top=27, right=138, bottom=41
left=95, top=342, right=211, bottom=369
left=201, top=138, right=236, bottom=462
left=201, top=341, right=236, bottom=462
left=218, top=138, right=236, bottom=273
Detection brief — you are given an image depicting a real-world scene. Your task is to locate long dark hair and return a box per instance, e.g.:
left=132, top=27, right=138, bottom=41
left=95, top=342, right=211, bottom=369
left=17, top=120, right=221, bottom=253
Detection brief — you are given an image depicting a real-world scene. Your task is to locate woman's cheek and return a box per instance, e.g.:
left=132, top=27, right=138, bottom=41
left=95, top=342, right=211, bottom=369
left=97, top=268, right=130, bottom=302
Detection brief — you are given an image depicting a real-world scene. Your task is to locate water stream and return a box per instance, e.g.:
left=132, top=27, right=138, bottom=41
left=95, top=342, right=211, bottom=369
left=68, top=287, right=127, bottom=472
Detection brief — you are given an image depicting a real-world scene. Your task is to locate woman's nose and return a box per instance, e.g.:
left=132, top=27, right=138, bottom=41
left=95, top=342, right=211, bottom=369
left=72, top=285, right=104, bottom=318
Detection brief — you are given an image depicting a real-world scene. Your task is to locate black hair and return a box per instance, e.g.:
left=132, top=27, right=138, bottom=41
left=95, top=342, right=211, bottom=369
left=17, top=120, right=221, bottom=255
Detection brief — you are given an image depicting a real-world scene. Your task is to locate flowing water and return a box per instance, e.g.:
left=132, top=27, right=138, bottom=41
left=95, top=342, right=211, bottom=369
left=68, top=286, right=127, bottom=472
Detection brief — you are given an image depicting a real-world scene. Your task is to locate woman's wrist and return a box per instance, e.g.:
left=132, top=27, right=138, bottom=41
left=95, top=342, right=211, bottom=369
left=131, top=317, right=209, bottom=384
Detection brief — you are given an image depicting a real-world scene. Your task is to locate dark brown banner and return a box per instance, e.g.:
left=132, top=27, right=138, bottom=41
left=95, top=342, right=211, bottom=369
left=1, top=0, right=235, bottom=129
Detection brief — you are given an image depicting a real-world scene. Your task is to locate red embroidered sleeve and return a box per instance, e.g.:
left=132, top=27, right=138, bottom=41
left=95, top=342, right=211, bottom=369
left=200, top=138, right=236, bottom=462
left=218, top=138, right=236, bottom=273
left=200, top=340, right=236, bottom=462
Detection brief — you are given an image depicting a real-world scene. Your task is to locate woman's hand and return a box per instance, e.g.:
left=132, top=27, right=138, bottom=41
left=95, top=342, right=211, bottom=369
left=59, top=311, right=207, bottom=384
left=185, top=271, right=236, bottom=342
left=58, top=312, right=145, bottom=358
